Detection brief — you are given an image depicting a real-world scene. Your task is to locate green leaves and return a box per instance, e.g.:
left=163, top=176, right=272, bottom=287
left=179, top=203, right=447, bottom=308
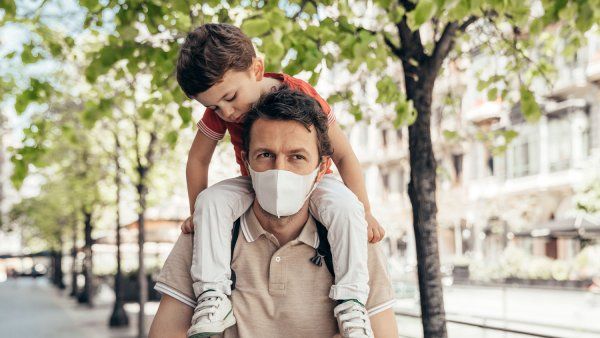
left=241, top=18, right=271, bottom=37
left=407, top=0, right=438, bottom=30
left=519, top=85, right=541, bottom=122
left=376, top=76, right=416, bottom=127
left=178, top=105, right=192, bottom=126
left=14, top=79, right=53, bottom=114
left=0, top=0, right=16, bottom=18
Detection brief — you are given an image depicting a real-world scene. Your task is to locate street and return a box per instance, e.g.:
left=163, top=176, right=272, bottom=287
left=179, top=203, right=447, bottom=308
left=0, top=278, right=155, bottom=338
left=2, top=278, right=600, bottom=338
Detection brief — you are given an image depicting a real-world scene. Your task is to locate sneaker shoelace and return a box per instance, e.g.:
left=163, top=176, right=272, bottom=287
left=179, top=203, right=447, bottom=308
left=192, top=291, right=224, bottom=324
left=335, top=302, right=373, bottom=338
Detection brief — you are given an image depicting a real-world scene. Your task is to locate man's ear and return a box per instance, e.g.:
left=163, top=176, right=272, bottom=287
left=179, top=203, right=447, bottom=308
left=241, top=150, right=250, bottom=171
left=252, top=58, right=265, bottom=81
left=315, top=156, right=330, bottom=182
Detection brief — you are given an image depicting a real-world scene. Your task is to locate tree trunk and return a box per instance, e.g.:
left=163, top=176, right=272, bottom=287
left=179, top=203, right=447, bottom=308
left=53, top=238, right=65, bottom=289
left=70, top=220, right=78, bottom=297
left=405, top=72, right=448, bottom=338
left=78, top=210, right=93, bottom=306
left=110, top=137, right=129, bottom=327
left=137, top=180, right=148, bottom=338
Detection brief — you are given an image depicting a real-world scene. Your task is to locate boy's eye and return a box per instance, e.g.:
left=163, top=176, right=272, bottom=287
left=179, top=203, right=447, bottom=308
left=225, top=93, right=237, bottom=102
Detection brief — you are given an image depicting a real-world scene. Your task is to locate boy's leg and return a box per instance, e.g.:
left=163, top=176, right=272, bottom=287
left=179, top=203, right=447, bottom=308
left=191, top=176, right=254, bottom=297
left=308, top=175, right=370, bottom=304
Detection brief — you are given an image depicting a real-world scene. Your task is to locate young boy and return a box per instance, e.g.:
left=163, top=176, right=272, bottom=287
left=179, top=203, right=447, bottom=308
left=177, top=23, right=385, bottom=338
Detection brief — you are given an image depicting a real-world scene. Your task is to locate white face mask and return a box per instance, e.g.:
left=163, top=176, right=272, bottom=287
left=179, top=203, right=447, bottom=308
left=248, top=164, right=320, bottom=218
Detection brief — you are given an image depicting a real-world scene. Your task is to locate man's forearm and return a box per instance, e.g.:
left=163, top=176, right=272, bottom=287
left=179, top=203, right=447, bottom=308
left=370, top=308, right=399, bottom=337
left=149, top=295, right=193, bottom=338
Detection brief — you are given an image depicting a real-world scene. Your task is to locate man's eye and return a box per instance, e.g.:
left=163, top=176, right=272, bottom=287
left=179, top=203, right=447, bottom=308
left=259, top=153, right=272, bottom=158
left=293, top=155, right=306, bottom=160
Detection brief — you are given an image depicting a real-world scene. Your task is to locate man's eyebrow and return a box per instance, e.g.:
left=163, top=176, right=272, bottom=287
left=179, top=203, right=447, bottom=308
left=288, top=148, right=309, bottom=154
left=252, top=147, right=274, bottom=154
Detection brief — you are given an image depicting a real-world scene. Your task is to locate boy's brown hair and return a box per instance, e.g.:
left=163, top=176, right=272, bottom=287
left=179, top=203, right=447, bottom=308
left=176, top=23, right=256, bottom=98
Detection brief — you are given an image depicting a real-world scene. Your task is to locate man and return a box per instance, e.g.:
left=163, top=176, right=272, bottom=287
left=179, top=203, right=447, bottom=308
left=149, top=89, right=398, bottom=338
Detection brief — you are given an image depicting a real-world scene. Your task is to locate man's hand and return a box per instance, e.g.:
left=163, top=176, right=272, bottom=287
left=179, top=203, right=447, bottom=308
left=181, top=216, right=194, bottom=234
left=366, top=212, right=385, bottom=243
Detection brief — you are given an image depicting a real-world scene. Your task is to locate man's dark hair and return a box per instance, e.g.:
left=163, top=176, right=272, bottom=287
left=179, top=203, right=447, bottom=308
left=176, top=23, right=255, bottom=98
left=242, top=88, right=334, bottom=159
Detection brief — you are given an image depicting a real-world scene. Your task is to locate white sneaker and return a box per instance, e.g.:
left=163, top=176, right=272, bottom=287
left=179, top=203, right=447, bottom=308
left=187, top=290, right=236, bottom=338
left=333, top=300, right=374, bottom=338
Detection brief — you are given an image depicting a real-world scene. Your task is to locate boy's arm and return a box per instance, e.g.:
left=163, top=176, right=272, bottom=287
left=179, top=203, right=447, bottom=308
left=187, top=130, right=218, bottom=214
left=327, top=122, right=385, bottom=242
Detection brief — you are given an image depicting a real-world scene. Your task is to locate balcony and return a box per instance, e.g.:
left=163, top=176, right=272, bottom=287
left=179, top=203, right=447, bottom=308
left=549, top=66, right=589, bottom=100
left=464, top=99, right=504, bottom=125
left=586, top=51, right=600, bottom=84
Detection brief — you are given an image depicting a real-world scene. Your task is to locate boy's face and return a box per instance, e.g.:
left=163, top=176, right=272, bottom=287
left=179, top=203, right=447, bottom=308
left=194, top=59, right=264, bottom=123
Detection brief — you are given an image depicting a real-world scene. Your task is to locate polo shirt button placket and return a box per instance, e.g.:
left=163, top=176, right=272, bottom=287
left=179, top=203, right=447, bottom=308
left=275, top=256, right=281, bottom=263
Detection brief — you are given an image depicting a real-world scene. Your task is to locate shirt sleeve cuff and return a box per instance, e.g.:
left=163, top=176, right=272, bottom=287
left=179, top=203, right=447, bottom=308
left=154, top=282, right=196, bottom=308
left=367, top=299, right=396, bottom=317
left=327, top=112, right=336, bottom=126
left=197, top=120, right=225, bottom=141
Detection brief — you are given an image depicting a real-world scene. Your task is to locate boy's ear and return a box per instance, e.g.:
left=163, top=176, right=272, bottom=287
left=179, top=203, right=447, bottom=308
left=253, top=58, right=265, bottom=81
left=315, top=156, right=330, bottom=182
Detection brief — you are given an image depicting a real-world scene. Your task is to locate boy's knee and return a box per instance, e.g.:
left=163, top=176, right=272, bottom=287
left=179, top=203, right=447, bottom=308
left=194, top=186, right=225, bottom=211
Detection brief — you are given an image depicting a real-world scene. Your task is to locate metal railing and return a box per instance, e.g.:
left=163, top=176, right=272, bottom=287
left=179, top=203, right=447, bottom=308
left=394, top=309, right=599, bottom=338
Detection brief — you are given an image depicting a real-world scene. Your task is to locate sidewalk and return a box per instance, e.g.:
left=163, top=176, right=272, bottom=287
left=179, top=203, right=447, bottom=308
left=0, top=277, right=158, bottom=338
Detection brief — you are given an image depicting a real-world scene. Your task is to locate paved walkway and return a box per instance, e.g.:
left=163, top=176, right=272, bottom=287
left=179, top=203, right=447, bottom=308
left=0, top=277, right=157, bottom=338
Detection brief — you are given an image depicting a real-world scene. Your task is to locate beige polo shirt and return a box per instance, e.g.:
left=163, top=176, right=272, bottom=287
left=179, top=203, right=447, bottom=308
left=155, top=207, right=396, bottom=338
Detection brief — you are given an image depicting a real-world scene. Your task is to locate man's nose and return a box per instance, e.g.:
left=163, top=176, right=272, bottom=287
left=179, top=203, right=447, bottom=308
left=274, top=156, right=287, bottom=170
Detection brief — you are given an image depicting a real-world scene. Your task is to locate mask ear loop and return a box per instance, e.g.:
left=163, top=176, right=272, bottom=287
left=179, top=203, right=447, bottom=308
left=299, top=161, right=323, bottom=207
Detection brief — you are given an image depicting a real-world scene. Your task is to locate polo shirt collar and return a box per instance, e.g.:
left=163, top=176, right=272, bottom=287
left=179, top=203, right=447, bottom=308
left=241, top=207, right=320, bottom=249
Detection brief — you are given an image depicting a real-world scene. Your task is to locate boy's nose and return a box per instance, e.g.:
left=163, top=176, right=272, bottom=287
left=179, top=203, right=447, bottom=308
left=222, top=106, right=235, bottom=119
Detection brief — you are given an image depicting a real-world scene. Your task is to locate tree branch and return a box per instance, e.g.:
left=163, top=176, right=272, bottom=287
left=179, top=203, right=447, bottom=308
left=355, top=26, right=403, bottom=59
left=397, top=17, right=426, bottom=62
left=459, top=15, right=479, bottom=32
left=384, top=35, right=402, bottom=57
left=430, top=22, right=458, bottom=73
left=397, top=0, right=416, bottom=11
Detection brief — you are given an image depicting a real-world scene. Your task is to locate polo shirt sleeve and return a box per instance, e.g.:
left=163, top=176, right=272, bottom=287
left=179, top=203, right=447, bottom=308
left=197, top=108, right=227, bottom=141
left=154, top=233, right=196, bottom=308
left=365, top=243, right=397, bottom=316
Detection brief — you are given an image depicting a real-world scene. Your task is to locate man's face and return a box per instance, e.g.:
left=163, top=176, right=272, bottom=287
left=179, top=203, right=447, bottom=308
left=194, top=60, right=264, bottom=123
left=246, top=118, right=325, bottom=176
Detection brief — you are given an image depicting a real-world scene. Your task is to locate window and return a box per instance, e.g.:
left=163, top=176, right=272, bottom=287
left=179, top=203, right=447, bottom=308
left=493, top=155, right=506, bottom=179
left=509, top=126, right=540, bottom=178
left=512, top=140, right=530, bottom=177
left=548, top=117, right=571, bottom=172
left=382, top=173, right=389, bottom=194
left=452, top=154, right=463, bottom=182
left=381, top=129, right=388, bottom=147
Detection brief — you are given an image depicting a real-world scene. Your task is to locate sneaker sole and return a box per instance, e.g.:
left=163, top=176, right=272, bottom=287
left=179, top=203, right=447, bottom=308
left=188, top=311, right=236, bottom=338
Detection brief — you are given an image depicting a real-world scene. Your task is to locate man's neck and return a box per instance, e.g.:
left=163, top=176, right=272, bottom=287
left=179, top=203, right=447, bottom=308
left=252, top=201, right=308, bottom=246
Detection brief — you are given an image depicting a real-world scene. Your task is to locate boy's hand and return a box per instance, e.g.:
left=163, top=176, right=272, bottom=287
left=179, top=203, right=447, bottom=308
left=366, top=213, right=385, bottom=243
left=181, top=216, right=194, bottom=234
